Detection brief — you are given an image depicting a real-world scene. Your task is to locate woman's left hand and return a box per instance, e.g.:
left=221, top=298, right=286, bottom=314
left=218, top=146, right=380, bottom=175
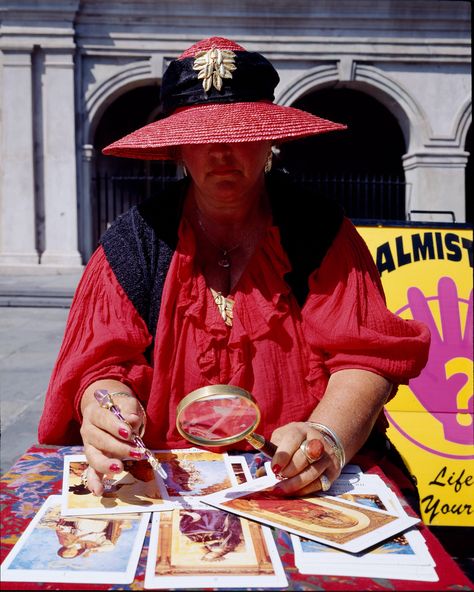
left=268, top=370, right=393, bottom=496
left=269, top=421, right=342, bottom=496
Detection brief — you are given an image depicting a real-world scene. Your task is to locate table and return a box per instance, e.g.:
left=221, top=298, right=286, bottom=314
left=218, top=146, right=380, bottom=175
left=1, top=445, right=473, bottom=590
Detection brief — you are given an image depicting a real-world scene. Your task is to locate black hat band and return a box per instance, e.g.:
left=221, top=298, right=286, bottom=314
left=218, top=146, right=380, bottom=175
left=161, top=51, right=280, bottom=115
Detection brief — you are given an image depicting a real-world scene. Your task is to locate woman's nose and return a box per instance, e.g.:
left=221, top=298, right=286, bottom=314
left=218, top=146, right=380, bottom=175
left=208, top=143, right=232, bottom=157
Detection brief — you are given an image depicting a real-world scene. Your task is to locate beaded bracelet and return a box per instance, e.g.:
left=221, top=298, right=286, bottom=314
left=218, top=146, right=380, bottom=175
left=109, top=391, right=147, bottom=438
left=305, top=421, right=346, bottom=470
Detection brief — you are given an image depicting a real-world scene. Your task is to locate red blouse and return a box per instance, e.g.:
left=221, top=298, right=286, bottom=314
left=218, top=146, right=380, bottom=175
left=38, top=218, right=430, bottom=448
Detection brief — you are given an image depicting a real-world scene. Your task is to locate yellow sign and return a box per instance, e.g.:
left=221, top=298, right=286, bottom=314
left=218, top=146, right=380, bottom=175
left=357, top=224, right=473, bottom=527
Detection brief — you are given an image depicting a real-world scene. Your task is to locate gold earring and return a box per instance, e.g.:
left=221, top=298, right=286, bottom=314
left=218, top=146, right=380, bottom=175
left=264, top=151, right=273, bottom=174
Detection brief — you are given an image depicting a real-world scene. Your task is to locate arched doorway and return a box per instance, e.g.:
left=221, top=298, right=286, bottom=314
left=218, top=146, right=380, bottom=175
left=92, top=85, right=178, bottom=246
left=278, top=88, right=406, bottom=220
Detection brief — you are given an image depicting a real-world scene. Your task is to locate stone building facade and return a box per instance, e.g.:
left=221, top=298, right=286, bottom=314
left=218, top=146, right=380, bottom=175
left=0, top=0, right=471, bottom=271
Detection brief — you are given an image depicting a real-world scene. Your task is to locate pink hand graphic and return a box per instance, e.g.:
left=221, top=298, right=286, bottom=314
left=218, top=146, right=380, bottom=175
left=406, top=276, right=473, bottom=445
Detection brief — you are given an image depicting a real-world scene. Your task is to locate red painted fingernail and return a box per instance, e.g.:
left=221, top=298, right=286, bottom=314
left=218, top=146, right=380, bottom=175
left=109, top=463, right=121, bottom=473
left=118, top=428, right=129, bottom=439
left=129, top=449, right=142, bottom=459
left=272, top=464, right=281, bottom=475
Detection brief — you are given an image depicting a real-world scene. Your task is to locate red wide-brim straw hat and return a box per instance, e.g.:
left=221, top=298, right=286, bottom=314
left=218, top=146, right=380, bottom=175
left=103, top=37, right=346, bottom=161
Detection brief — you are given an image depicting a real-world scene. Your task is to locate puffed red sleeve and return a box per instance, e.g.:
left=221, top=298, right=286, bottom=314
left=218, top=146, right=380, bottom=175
left=303, top=218, right=430, bottom=386
left=38, top=246, right=154, bottom=445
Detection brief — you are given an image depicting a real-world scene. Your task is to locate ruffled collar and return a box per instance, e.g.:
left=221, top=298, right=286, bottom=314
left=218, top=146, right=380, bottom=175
left=174, top=217, right=293, bottom=344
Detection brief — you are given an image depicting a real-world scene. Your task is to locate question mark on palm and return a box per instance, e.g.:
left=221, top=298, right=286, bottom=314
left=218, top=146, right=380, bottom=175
left=445, top=357, right=473, bottom=427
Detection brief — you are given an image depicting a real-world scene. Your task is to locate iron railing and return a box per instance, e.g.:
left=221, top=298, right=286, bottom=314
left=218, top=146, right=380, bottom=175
left=298, top=172, right=406, bottom=221
left=92, top=171, right=406, bottom=244
left=92, top=174, right=179, bottom=244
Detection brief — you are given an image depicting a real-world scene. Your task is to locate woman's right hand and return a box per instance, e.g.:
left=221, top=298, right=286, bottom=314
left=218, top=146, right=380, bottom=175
left=79, top=380, right=145, bottom=496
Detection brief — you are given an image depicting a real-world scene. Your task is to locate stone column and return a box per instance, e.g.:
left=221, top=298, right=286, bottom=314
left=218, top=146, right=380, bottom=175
left=0, top=50, right=38, bottom=267
left=403, top=151, right=469, bottom=223
left=40, top=49, right=82, bottom=268
left=80, top=143, right=95, bottom=261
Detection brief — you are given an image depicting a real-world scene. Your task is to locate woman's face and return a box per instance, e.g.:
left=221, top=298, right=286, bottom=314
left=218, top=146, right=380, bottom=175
left=181, top=141, right=271, bottom=207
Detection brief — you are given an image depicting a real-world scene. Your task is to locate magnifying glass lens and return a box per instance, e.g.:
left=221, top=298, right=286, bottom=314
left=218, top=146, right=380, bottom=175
left=176, top=385, right=275, bottom=456
left=178, top=394, right=259, bottom=442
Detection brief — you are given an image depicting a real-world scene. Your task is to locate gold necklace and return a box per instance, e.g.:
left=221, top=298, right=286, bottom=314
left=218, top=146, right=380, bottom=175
left=210, top=288, right=234, bottom=326
left=197, top=218, right=240, bottom=268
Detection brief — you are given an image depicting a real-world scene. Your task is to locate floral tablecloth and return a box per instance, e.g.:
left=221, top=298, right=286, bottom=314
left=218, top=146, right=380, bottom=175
left=1, top=445, right=472, bottom=590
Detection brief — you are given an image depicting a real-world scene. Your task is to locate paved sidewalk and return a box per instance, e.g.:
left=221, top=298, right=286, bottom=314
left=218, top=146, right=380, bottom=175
left=0, top=271, right=81, bottom=475
left=0, top=270, right=82, bottom=308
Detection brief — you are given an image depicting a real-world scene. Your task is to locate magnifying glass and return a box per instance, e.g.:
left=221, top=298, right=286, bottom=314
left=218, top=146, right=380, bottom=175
left=176, top=385, right=277, bottom=457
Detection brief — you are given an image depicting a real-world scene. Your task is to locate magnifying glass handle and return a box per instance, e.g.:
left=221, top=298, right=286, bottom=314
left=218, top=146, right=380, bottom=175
left=245, top=432, right=277, bottom=457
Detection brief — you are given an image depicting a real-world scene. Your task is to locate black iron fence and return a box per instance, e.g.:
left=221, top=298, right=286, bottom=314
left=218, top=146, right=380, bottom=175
left=298, top=172, right=406, bottom=221
left=92, top=171, right=406, bottom=244
left=92, top=174, right=179, bottom=244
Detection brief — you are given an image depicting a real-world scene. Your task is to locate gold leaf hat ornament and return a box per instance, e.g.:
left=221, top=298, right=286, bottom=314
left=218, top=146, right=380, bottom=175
left=193, top=48, right=237, bottom=92
left=103, top=37, right=347, bottom=160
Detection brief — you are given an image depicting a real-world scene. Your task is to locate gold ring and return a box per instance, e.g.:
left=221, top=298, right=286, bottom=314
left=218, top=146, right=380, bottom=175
left=320, top=474, right=331, bottom=492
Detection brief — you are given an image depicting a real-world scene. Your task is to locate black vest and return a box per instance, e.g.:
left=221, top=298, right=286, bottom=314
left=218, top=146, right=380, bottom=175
left=100, top=170, right=344, bottom=341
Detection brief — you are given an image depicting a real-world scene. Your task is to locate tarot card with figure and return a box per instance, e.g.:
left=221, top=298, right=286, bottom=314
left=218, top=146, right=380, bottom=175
left=291, top=484, right=438, bottom=581
left=144, top=507, right=287, bottom=589
left=0, top=495, right=149, bottom=584
left=154, top=449, right=235, bottom=506
left=201, top=474, right=419, bottom=553
left=61, top=454, right=174, bottom=515
left=292, top=529, right=437, bottom=581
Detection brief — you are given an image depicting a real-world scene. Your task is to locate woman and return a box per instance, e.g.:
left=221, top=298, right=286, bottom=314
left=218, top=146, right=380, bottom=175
left=179, top=510, right=243, bottom=561
left=38, top=37, right=429, bottom=497
left=55, top=517, right=119, bottom=558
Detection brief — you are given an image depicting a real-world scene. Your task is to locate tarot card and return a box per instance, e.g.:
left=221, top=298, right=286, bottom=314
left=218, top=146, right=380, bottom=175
left=292, top=527, right=435, bottom=568
left=61, top=454, right=174, bottom=516
left=328, top=472, right=396, bottom=496
left=340, top=463, right=363, bottom=474
left=330, top=475, right=410, bottom=518
left=290, top=479, right=437, bottom=581
left=293, top=517, right=433, bottom=566
left=228, top=455, right=253, bottom=485
left=0, top=495, right=149, bottom=584
left=296, top=560, right=438, bottom=581
left=201, top=474, right=419, bottom=553
left=144, top=508, right=287, bottom=589
left=154, top=449, right=235, bottom=507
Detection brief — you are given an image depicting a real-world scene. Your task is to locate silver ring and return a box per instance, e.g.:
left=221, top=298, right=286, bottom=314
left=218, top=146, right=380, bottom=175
left=320, top=473, right=331, bottom=492
left=299, top=439, right=315, bottom=464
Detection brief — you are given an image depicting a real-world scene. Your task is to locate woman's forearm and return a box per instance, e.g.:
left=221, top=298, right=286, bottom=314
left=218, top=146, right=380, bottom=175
left=307, top=368, right=393, bottom=463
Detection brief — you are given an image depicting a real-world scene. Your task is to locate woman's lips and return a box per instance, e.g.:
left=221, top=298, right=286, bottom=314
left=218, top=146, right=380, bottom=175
left=210, top=168, right=239, bottom=176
